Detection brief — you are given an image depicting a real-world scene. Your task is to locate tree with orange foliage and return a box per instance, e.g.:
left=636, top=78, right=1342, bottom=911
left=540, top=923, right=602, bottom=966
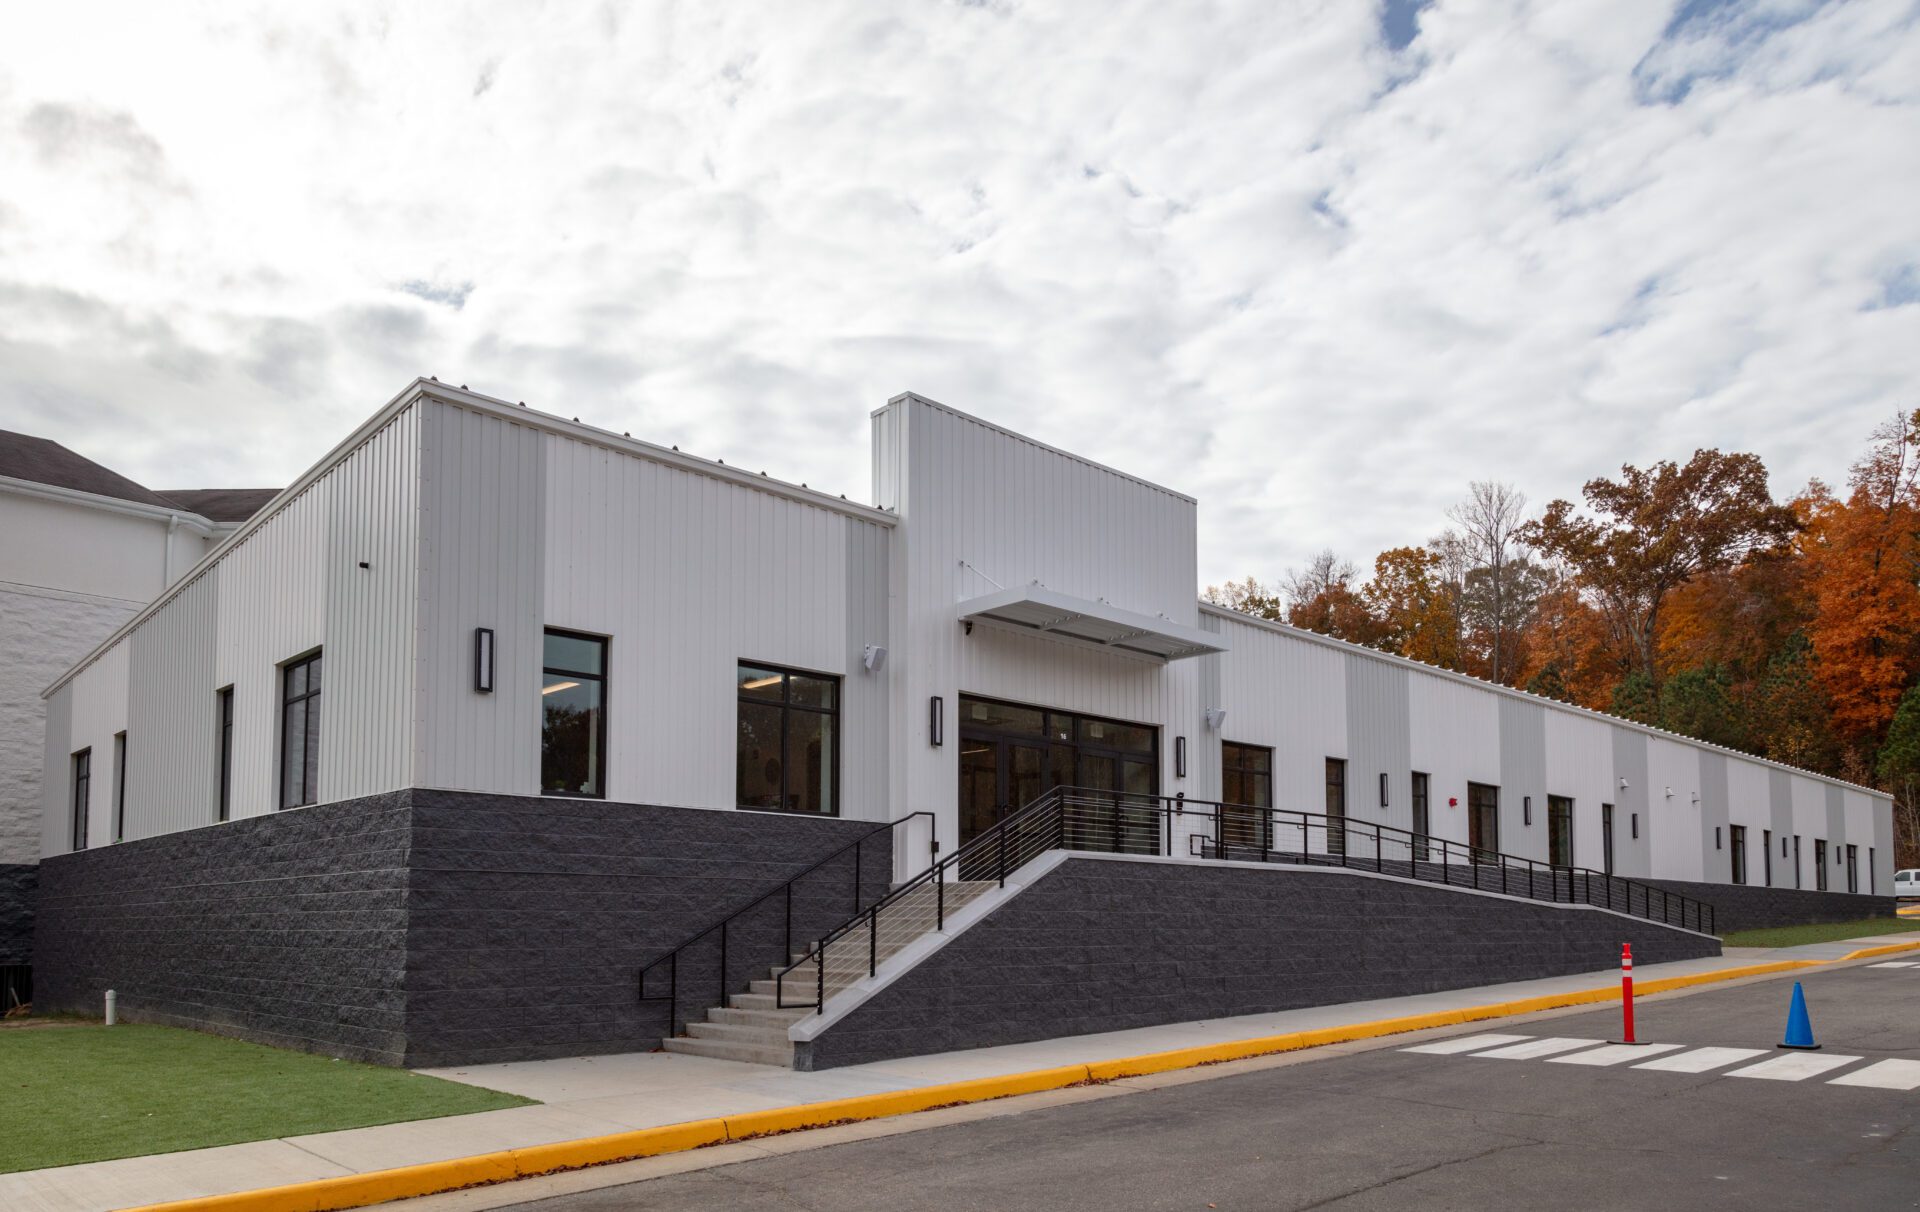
left=1801, top=412, right=1920, bottom=740
left=1515, top=576, right=1620, bottom=709
left=1365, top=546, right=1460, bottom=668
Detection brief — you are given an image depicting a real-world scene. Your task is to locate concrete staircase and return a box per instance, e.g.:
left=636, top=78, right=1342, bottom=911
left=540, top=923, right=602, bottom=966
left=662, top=879, right=998, bottom=1067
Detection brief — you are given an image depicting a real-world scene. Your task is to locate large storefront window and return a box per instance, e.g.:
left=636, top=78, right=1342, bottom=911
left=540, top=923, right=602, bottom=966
left=738, top=663, right=839, bottom=815
left=957, top=696, right=1156, bottom=846
left=542, top=631, right=607, bottom=798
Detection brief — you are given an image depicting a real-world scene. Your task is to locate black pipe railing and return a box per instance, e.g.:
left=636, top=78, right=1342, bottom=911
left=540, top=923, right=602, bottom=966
left=637, top=810, right=934, bottom=1037
left=773, top=786, right=1715, bottom=1014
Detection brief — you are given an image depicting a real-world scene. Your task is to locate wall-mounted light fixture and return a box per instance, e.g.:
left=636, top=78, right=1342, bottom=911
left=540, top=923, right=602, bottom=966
left=1715, top=826, right=1722, bottom=850
left=929, top=695, right=944, bottom=747
left=1523, top=795, right=1532, bottom=826
left=1175, top=736, right=1187, bottom=779
left=1203, top=707, right=1227, bottom=731
left=1664, top=786, right=1674, bottom=800
left=473, top=627, right=495, bottom=694
left=862, top=644, right=887, bottom=672
left=1618, top=777, right=1630, bottom=792
left=1691, top=792, right=1700, bottom=807
left=1631, top=813, right=1639, bottom=839
left=1379, top=773, right=1389, bottom=809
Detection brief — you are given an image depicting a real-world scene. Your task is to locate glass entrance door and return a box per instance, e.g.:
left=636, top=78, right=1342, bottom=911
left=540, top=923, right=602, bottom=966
left=956, top=695, right=1158, bottom=848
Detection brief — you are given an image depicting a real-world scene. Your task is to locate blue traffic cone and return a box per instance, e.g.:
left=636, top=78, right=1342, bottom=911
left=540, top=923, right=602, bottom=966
left=1777, top=981, right=1820, bottom=1051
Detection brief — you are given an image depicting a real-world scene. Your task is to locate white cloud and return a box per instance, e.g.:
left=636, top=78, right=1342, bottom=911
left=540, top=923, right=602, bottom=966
left=0, top=0, right=1915, bottom=583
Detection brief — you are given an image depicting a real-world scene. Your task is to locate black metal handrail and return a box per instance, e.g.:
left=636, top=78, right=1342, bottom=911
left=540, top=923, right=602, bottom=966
left=773, top=785, right=1080, bottom=1010
left=1166, top=791, right=1714, bottom=936
left=638, top=810, right=934, bottom=1036
left=772, top=786, right=1715, bottom=1014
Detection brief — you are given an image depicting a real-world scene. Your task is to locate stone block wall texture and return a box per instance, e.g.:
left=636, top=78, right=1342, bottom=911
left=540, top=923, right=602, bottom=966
left=33, top=788, right=896, bottom=1066
left=1638, top=878, right=1897, bottom=934
left=795, top=858, right=1721, bottom=1071
left=33, top=793, right=414, bottom=1062
left=0, top=584, right=139, bottom=864
left=0, top=863, right=37, bottom=968
left=402, top=789, right=893, bottom=1067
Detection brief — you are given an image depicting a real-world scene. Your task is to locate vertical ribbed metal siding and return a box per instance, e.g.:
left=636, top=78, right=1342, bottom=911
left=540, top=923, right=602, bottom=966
left=1346, top=657, right=1411, bottom=835
left=1407, top=669, right=1499, bottom=850
left=1609, top=727, right=1651, bottom=877
left=1699, top=751, right=1730, bottom=883
left=125, top=570, right=218, bottom=837
left=1189, top=613, right=1342, bottom=816
left=39, top=686, right=70, bottom=856
left=416, top=401, right=544, bottom=795
left=884, top=396, right=1205, bottom=847
left=1542, top=709, right=1614, bottom=874
left=1643, top=738, right=1699, bottom=879
left=1497, top=697, right=1547, bottom=861
left=416, top=419, right=896, bottom=817
left=321, top=403, right=420, bottom=801
left=63, top=642, right=129, bottom=845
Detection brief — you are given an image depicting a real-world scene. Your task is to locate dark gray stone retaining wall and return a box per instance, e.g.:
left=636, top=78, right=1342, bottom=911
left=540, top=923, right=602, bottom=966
left=31, top=789, right=894, bottom=1066
left=795, top=857, right=1721, bottom=1071
left=1638, top=878, right=1897, bottom=935
left=33, top=793, right=414, bottom=1062
left=402, top=789, right=893, bottom=1067
left=0, top=862, right=34, bottom=968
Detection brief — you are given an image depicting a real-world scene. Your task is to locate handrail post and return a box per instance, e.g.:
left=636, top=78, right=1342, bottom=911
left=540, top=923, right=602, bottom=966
left=853, top=838, right=863, bottom=915
left=784, top=883, right=792, bottom=965
left=1375, top=824, right=1383, bottom=873
left=719, top=920, right=728, bottom=1015
left=869, top=905, right=878, bottom=977
left=815, top=941, right=824, bottom=1012
left=998, top=824, right=1007, bottom=888
left=670, top=953, right=678, bottom=1038
left=937, top=866, right=945, bottom=932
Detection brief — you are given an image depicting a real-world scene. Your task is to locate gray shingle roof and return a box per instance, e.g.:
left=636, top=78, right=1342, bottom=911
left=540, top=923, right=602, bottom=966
left=155, top=488, right=280, bottom=523
left=0, top=429, right=175, bottom=509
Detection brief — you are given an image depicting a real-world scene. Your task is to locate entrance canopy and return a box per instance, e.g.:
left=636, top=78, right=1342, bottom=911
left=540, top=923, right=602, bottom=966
left=958, top=584, right=1227, bottom=662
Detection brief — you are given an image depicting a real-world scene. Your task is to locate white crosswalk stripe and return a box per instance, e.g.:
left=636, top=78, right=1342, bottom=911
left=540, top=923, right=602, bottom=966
left=1827, top=1060, right=1920, bottom=1090
left=1631, top=1047, right=1768, bottom=1073
left=1867, top=961, right=1916, bottom=968
left=1400, top=1033, right=1533, bottom=1055
left=1547, top=1043, right=1684, bottom=1066
left=1470, top=1037, right=1607, bottom=1060
left=1726, top=1053, right=1862, bottom=1081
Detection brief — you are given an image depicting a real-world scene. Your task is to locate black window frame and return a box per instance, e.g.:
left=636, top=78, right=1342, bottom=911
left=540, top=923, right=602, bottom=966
left=1793, top=834, right=1802, bottom=888
left=216, top=686, right=235, bottom=822
left=278, top=649, right=323, bottom=810
left=112, top=731, right=128, bottom=843
left=1815, top=838, right=1828, bottom=891
left=1763, top=828, right=1773, bottom=886
left=1411, top=771, right=1431, bottom=861
left=1324, top=757, right=1348, bottom=857
left=737, top=661, right=841, bottom=817
left=1601, top=803, right=1615, bottom=876
left=1730, top=824, right=1747, bottom=885
left=541, top=629, right=609, bottom=799
left=1547, top=795, right=1574, bottom=869
left=1221, top=741, right=1274, bottom=852
left=1846, top=843, right=1859, bottom=894
left=70, top=748, right=91, bottom=852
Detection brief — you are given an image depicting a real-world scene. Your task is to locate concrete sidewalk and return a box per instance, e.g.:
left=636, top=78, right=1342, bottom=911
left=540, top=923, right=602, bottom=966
left=5, top=938, right=1915, bottom=1212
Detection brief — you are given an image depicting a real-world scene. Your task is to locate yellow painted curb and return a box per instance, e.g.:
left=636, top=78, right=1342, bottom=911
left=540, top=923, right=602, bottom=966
left=1838, top=939, right=1920, bottom=962
left=112, top=952, right=1861, bottom=1212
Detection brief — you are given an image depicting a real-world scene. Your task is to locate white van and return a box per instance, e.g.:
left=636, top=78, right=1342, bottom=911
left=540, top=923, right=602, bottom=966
left=1897, top=869, right=1920, bottom=900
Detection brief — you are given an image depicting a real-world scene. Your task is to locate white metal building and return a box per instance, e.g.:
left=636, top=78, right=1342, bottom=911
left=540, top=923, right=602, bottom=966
left=39, top=379, right=1894, bottom=897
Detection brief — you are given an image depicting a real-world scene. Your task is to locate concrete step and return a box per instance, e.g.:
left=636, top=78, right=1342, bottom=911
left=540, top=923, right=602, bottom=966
left=731, top=991, right=818, bottom=1011
left=686, top=1020, right=791, bottom=1045
left=709, top=1005, right=810, bottom=1028
left=661, top=1036, right=793, bottom=1067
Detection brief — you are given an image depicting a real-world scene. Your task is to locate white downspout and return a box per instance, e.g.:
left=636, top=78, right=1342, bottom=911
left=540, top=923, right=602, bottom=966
left=164, top=514, right=180, bottom=585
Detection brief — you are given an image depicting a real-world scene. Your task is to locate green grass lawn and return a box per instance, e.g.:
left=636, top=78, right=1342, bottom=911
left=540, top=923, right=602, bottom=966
left=1721, top=916, right=1919, bottom=949
left=0, top=1023, right=533, bottom=1174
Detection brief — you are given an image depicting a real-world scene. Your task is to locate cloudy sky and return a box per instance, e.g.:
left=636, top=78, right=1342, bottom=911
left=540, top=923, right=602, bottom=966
left=2, top=0, right=1916, bottom=587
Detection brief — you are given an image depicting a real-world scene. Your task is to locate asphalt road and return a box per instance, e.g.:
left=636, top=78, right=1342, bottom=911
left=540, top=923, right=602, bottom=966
left=497, top=963, right=1920, bottom=1211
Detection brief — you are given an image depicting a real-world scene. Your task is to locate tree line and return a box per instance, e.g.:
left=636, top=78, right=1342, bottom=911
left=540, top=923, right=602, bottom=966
left=1206, top=412, right=1920, bottom=866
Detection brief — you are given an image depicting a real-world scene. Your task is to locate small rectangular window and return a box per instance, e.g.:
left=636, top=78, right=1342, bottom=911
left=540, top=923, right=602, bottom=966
left=279, top=651, right=323, bottom=809
left=543, top=630, right=608, bottom=798
left=738, top=662, right=839, bottom=815
left=1548, top=795, right=1573, bottom=869
left=217, top=686, right=235, bottom=821
left=1730, top=824, right=1746, bottom=885
left=1846, top=844, right=1859, bottom=894
left=1815, top=838, right=1828, bottom=891
left=1763, top=829, right=1773, bottom=885
left=70, top=748, right=92, bottom=852
left=1324, top=757, right=1347, bottom=857
left=1410, top=772, right=1431, bottom=861
left=112, top=732, right=128, bottom=843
